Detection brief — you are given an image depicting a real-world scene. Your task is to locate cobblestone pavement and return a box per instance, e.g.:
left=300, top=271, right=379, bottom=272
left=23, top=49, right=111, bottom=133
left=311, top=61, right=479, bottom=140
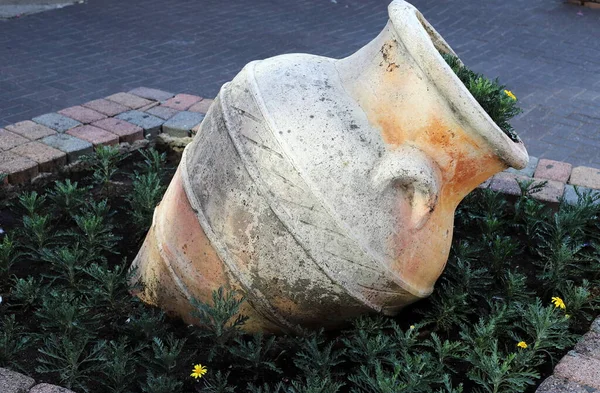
left=1, top=0, right=599, bottom=166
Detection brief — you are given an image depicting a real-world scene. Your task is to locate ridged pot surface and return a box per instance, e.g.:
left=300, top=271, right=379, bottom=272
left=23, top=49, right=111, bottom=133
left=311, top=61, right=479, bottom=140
left=131, top=0, right=528, bottom=333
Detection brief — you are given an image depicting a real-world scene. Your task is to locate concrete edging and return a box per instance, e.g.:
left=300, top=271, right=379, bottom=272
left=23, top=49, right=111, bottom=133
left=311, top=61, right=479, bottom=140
left=0, top=367, right=75, bottom=393
left=537, top=317, right=600, bottom=392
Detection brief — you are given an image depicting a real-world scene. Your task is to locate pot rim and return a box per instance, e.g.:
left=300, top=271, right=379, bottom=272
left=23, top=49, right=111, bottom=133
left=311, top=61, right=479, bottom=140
left=388, top=0, right=529, bottom=170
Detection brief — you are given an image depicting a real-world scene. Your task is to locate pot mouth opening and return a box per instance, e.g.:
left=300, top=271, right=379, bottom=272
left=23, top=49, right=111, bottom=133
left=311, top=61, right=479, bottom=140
left=388, top=1, right=528, bottom=170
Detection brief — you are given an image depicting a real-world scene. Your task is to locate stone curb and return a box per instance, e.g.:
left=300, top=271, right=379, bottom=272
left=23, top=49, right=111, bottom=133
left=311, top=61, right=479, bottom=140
left=478, top=155, right=600, bottom=206
left=536, top=316, right=600, bottom=392
left=0, top=367, right=75, bottom=393
left=0, top=88, right=208, bottom=186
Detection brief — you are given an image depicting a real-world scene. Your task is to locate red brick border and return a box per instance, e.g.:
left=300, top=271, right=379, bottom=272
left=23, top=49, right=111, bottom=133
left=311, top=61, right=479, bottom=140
left=0, top=88, right=206, bottom=186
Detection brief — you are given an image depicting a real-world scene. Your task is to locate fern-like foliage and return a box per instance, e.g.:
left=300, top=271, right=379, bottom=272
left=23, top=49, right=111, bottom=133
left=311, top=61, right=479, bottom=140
left=48, top=179, right=90, bottom=218
left=0, top=315, right=31, bottom=368
left=190, top=287, right=249, bottom=361
left=127, top=172, right=166, bottom=237
left=36, top=334, right=106, bottom=391
left=442, top=53, right=522, bottom=142
left=293, top=331, right=345, bottom=378
left=0, top=235, right=20, bottom=278
left=199, top=370, right=237, bottom=393
left=140, top=371, right=183, bottom=393
left=465, top=341, right=539, bottom=393
left=142, top=333, right=187, bottom=373
left=229, top=333, right=283, bottom=377
left=100, top=338, right=146, bottom=393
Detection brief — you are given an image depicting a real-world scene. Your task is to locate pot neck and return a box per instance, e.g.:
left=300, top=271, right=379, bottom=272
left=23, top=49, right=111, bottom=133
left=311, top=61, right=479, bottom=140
left=336, top=21, right=398, bottom=91
left=335, top=0, right=528, bottom=174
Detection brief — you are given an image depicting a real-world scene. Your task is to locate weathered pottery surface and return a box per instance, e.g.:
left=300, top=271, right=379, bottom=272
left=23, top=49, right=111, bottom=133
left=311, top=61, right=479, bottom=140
left=131, top=0, right=528, bottom=333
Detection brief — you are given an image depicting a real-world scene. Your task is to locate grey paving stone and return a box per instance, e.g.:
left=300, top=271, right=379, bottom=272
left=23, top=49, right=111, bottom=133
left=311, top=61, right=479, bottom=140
left=115, top=110, right=164, bottom=138
left=128, top=87, right=174, bottom=102
left=506, top=156, right=538, bottom=177
left=0, top=367, right=35, bottom=393
left=554, top=353, right=600, bottom=390
left=32, top=113, right=81, bottom=133
left=162, top=111, right=205, bottom=137
left=41, top=134, right=93, bottom=163
left=535, top=375, right=594, bottom=393
left=592, top=317, right=600, bottom=335
left=563, top=184, right=599, bottom=206
left=146, top=106, right=180, bottom=120
left=575, top=332, right=600, bottom=361
left=489, top=172, right=526, bottom=196
left=30, top=383, right=76, bottom=393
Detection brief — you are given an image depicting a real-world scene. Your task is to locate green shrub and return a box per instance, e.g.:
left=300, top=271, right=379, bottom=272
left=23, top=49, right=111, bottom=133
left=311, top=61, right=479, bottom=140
left=36, top=334, right=106, bottom=391
left=190, top=287, right=249, bottom=361
left=0, top=315, right=31, bottom=369
left=142, top=333, right=187, bottom=374
left=0, top=235, right=20, bottom=278
left=17, top=191, right=46, bottom=216
left=100, top=338, right=145, bottom=393
left=127, top=172, right=165, bottom=237
left=1, top=141, right=600, bottom=393
left=127, top=148, right=168, bottom=238
left=10, top=276, right=45, bottom=309
left=442, top=53, right=522, bottom=142
left=82, top=145, right=127, bottom=197
left=48, top=180, right=90, bottom=218
left=140, top=371, right=183, bottom=393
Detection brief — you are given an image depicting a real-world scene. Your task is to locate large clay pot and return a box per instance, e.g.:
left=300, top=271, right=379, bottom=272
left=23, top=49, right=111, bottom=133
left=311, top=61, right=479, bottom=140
left=131, top=0, right=528, bottom=333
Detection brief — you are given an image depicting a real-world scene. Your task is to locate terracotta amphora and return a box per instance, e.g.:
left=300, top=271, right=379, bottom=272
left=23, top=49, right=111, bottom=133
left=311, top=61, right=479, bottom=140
left=131, top=0, right=528, bottom=333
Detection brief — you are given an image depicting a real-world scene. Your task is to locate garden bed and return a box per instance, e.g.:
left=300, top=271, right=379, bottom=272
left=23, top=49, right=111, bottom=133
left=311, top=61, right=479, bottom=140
left=1, top=51, right=599, bottom=393
left=1, top=142, right=599, bottom=393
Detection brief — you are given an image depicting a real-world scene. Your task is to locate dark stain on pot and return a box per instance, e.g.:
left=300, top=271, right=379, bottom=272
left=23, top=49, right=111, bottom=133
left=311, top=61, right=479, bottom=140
left=379, top=40, right=400, bottom=72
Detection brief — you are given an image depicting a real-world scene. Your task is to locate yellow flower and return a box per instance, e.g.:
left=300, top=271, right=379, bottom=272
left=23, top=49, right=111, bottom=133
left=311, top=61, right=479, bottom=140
left=191, top=364, right=207, bottom=379
left=551, top=296, right=566, bottom=310
left=409, top=325, right=415, bottom=330
left=565, top=314, right=571, bottom=319
left=517, top=341, right=528, bottom=349
left=504, top=90, right=517, bottom=100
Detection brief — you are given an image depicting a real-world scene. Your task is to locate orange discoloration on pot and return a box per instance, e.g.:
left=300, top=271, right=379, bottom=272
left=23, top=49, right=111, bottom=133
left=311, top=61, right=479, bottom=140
left=132, top=167, right=281, bottom=333
left=366, top=97, right=510, bottom=294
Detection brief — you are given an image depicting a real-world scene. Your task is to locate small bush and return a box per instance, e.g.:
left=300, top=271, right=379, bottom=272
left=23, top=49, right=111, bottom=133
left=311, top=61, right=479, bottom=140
left=1, top=138, right=599, bottom=393
left=442, top=53, right=522, bottom=142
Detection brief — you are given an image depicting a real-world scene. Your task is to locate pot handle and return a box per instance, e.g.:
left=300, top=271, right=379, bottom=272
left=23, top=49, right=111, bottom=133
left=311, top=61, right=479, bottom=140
left=372, top=145, right=442, bottom=230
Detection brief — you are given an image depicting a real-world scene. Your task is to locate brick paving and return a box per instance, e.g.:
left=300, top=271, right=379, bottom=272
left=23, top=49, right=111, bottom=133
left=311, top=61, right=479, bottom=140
left=0, top=0, right=599, bottom=165
left=537, top=317, right=600, bottom=392
left=0, top=88, right=207, bottom=184
left=534, top=159, right=573, bottom=183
